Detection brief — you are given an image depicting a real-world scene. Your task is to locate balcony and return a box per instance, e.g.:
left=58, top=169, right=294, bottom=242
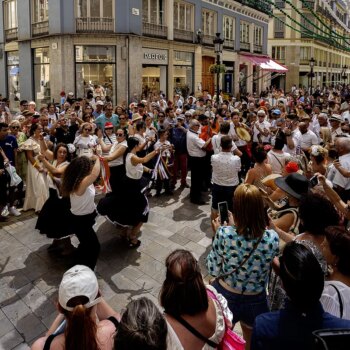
left=254, top=44, right=263, bottom=53
left=235, top=0, right=271, bottom=15
left=5, top=28, right=18, bottom=42
left=223, top=39, right=235, bottom=50
left=32, top=21, right=49, bottom=37
left=301, top=31, right=313, bottom=39
left=275, top=1, right=285, bottom=8
left=240, top=41, right=250, bottom=52
left=174, top=28, right=194, bottom=42
left=76, top=17, right=114, bottom=33
left=274, top=32, right=285, bottom=38
left=202, top=34, right=215, bottom=46
left=302, top=1, right=315, bottom=9
left=142, top=22, right=167, bottom=38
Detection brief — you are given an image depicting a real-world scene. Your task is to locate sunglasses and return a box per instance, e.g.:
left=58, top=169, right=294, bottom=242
left=11, top=126, right=20, bottom=129
left=84, top=128, right=92, bottom=131
left=105, top=128, right=113, bottom=130
left=116, top=133, right=124, bottom=136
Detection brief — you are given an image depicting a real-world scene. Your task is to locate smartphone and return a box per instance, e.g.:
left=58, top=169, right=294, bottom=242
left=218, top=201, right=229, bottom=225
left=309, top=175, right=318, bottom=188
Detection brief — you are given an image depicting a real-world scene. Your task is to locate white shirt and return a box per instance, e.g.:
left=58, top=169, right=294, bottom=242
left=321, top=281, right=350, bottom=320
left=126, top=153, right=143, bottom=179
left=253, top=121, right=271, bottom=143
left=229, top=123, right=247, bottom=147
left=70, top=184, right=96, bottom=216
left=211, top=133, right=238, bottom=154
left=186, top=130, right=206, bottom=157
left=154, top=140, right=172, bottom=157
left=109, top=140, right=127, bottom=167
left=211, top=152, right=241, bottom=187
left=293, top=129, right=318, bottom=151
left=331, top=127, right=343, bottom=142
left=331, top=153, right=350, bottom=190
left=267, top=150, right=291, bottom=174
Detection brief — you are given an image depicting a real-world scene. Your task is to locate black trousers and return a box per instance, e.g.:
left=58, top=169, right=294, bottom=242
left=71, top=211, right=100, bottom=270
left=109, top=165, right=126, bottom=193
left=189, top=156, right=206, bottom=201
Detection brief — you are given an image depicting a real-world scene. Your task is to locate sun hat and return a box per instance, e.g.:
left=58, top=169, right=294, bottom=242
left=274, top=173, right=309, bottom=199
left=104, top=122, right=113, bottom=129
left=22, top=110, right=34, bottom=117
left=329, top=114, right=342, bottom=123
left=58, top=265, right=100, bottom=312
left=96, top=101, right=104, bottom=106
left=132, top=113, right=143, bottom=122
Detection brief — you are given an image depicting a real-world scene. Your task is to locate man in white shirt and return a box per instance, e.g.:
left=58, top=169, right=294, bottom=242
left=293, top=122, right=318, bottom=153
left=329, top=114, right=343, bottom=142
left=212, top=121, right=241, bottom=156
left=186, top=119, right=212, bottom=205
left=253, top=110, right=271, bottom=145
left=211, top=135, right=241, bottom=232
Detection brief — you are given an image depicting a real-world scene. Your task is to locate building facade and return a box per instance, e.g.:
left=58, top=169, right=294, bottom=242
left=269, top=0, right=350, bottom=91
left=0, top=0, right=272, bottom=109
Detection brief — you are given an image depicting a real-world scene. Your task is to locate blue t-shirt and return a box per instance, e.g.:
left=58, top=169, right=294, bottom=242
left=95, top=114, right=119, bottom=130
left=251, top=301, right=350, bottom=350
left=0, top=135, right=18, bottom=165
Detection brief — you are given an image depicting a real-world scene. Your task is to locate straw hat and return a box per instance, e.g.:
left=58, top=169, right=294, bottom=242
left=235, top=127, right=251, bottom=142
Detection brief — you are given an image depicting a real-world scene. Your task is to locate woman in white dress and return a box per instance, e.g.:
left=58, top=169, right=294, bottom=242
left=20, top=123, right=49, bottom=212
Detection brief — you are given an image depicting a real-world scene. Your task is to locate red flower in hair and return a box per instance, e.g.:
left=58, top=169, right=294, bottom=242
left=285, top=161, right=299, bottom=173
left=264, top=144, right=272, bottom=152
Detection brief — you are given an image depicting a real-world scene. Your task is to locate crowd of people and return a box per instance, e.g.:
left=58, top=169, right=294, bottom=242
left=1, top=86, right=350, bottom=349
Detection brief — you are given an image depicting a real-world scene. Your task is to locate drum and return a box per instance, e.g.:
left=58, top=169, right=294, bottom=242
left=235, top=126, right=251, bottom=142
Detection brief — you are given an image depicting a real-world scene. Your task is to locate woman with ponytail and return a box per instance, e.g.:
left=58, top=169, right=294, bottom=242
left=31, top=265, right=120, bottom=350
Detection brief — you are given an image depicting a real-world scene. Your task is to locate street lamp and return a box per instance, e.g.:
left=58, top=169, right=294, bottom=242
left=213, top=32, right=224, bottom=107
left=308, top=57, right=315, bottom=97
left=342, top=65, right=348, bottom=87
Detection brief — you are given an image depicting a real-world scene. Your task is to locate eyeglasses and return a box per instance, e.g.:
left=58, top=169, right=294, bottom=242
left=11, top=126, right=20, bottom=129
left=116, top=133, right=124, bottom=137
left=84, top=128, right=92, bottom=131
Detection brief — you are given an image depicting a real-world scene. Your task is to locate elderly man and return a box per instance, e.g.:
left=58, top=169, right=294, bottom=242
left=186, top=119, right=212, bottom=205
left=253, top=110, right=271, bottom=147
left=329, top=114, right=343, bottom=142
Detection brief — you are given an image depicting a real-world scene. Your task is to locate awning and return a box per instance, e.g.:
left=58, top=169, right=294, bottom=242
left=241, top=54, right=288, bottom=72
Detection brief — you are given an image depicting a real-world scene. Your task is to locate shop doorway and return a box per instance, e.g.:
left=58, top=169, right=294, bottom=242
left=142, top=65, right=167, bottom=99
left=202, top=56, right=215, bottom=95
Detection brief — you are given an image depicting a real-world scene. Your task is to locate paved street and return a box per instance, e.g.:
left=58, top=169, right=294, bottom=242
left=0, top=186, right=229, bottom=349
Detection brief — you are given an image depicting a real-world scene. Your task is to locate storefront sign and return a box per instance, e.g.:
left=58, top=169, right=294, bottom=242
left=142, top=48, right=168, bottom=65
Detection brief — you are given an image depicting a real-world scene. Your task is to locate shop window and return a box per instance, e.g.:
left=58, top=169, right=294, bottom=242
left=174, top=1, right=193, bottom=31
left=33, top=47, right=50, bottom=105
left=7, top=51, right=20, bottom=109
left=75, top=45, right=116, bottom=103
left=142, top=0, right=165, bottom=25
left=173, top=51, right=194, bottom=98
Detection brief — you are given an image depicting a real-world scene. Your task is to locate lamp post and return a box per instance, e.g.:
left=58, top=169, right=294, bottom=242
left=309, top=57, right=315, bottom=97
left=342, top=65, right=348, bottom=87
left=213, top=33, right=224, bottom=107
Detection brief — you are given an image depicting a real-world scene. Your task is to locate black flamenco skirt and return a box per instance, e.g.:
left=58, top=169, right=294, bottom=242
left=36, top=188, right=74, bottom=239
left=97, top=176, right=149, bottom=227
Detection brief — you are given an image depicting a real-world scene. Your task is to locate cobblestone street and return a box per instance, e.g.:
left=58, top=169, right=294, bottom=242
left=0, top=186, right=228, bottom=349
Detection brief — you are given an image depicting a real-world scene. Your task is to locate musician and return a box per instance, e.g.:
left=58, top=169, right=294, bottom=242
left=253, top=110, right=271, bottom=147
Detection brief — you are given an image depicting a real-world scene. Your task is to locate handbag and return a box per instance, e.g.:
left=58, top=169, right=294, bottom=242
left=207, top=289, right=246, bottom=350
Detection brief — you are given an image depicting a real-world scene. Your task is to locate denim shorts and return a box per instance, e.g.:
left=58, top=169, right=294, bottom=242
left=212, top=280, right=269, bottom=327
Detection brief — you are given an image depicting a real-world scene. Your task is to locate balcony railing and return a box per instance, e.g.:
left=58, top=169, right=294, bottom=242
left=223, top=39, right=235, bottom=50
left=174, top=28, right=193, bottom=42
left=142, top=22, right=167, bottom=38
left=202, top=34, right=215, bottom=46
left=275, top=1, right=285, bottom=8
left=240, top=41, right=250, bottom=51
left=302, top=1, right=315, bottom=9
left=5, top=27, right=18, bottom=42
left=254, top=44, right=263, bottom=53
left=274, top=31, right=285, bottom=38
left=235, top=0, right=271, bottom=15
left=76, top=17, right=114, bottom=33
left=32, top=21, right=49, bottom=37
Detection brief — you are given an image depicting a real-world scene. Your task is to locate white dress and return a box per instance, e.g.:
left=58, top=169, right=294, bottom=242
left=20, top=138, right=49, bottom=212
left=166, top=285, right=232, bottom=350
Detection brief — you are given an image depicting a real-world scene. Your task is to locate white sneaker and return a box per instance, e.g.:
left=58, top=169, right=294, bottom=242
left=9, top=206, right=21, bottom=217
left=1, top=205, right=9, bottom=217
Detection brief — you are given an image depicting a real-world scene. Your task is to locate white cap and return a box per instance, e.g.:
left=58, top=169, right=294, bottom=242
left=68, top=92, right=74, bottom=97
left=96, top=101, right=104, bottom=106
left=257, top=110, right=266, bottom=116
left=175, top=108, right=182, bottom=115
left=58, top=265, right=100, bottom=311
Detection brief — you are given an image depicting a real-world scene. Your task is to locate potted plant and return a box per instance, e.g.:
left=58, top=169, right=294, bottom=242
left=209, top=64, right=227, bottom=74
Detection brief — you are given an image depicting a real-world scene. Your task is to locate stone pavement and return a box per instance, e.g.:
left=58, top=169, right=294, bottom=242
left=0, top=186, right=242, bottom=349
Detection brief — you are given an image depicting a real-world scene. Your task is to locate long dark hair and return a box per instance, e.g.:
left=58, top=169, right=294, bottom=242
left=61, top=156, right=92, bottom=196
left=54, top=142, right=71, bottom=162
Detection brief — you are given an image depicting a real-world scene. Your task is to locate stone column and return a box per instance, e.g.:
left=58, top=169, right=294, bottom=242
left=166, top=0, right=174, bottom=41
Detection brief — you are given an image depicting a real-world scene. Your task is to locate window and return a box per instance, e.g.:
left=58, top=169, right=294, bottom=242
left=223, top=16, right=235, bottom=41
left=4, top=0, right=17, bottom=29
left=202, top=9, right=217, bottom=36
left=174, top=1, right=193, bottom=31
left=76, top=0, right=113, bottom=18
left=254, top=26, right=263, bottom=46
left=32, top=0, right=48, bottom=23
left=7, top=51, right=20, bottom=109
left=75, top=46, right=116, bottom=103
left=300, top=14, right=313, bottom=38
left=271, top=46, right=285, bottom=60
left=274, top=16, right=285, bottom=38
left=240, top=22, right=250, bottom=43
left=174, top=51, right=194, bottom=98
left=143, top=0, right=165, bottom=25
left=33, top=47, right=50, bottom=105
left=300, top=47, right=311, bottom=61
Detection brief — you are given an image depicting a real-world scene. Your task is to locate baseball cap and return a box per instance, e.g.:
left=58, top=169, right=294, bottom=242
left=104, top=122, right=113, bottom=128
left=272, top=109, right=281, bottom=115
left=58, top=265, right=100, bottom=312
left=175, top=108, right=182, bottom=115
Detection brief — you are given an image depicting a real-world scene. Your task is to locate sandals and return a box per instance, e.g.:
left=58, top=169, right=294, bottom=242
left=127, top=239, right=141, bottom=249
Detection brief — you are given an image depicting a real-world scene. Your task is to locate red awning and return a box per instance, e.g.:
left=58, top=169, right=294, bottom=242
left=241, top=54, right=288, bottom=72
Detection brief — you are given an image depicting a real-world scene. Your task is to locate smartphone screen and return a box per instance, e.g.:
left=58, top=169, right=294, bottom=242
left=218, top=201, right=229, bottom=224
left=309, top=175, right=318, bottom=188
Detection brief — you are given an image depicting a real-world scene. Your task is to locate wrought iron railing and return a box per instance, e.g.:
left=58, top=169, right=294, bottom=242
left=5, top=27, right=18, bottom=42
left=76, top=17, right=114, bottom=33
left=202, top=34, right=215, bottom=46
left=254, top=44, right=263, bottom=53
left=174, top=29, right=193, bottom=42
left=223, top=39, right=235, bottom=50
left=32, top=21, right=49, bottom=37
left=142, top=22, right=167, bottom=38
left=240, top=41, right=251, bottom=51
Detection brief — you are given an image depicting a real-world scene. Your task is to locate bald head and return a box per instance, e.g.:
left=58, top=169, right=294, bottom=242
left=335, top=137, right=350, bottom=155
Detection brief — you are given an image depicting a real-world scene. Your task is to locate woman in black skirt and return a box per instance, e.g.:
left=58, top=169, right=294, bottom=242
left=97, top=137, right=161, bottom=248
left=35, top=142, right=74, bottom=254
